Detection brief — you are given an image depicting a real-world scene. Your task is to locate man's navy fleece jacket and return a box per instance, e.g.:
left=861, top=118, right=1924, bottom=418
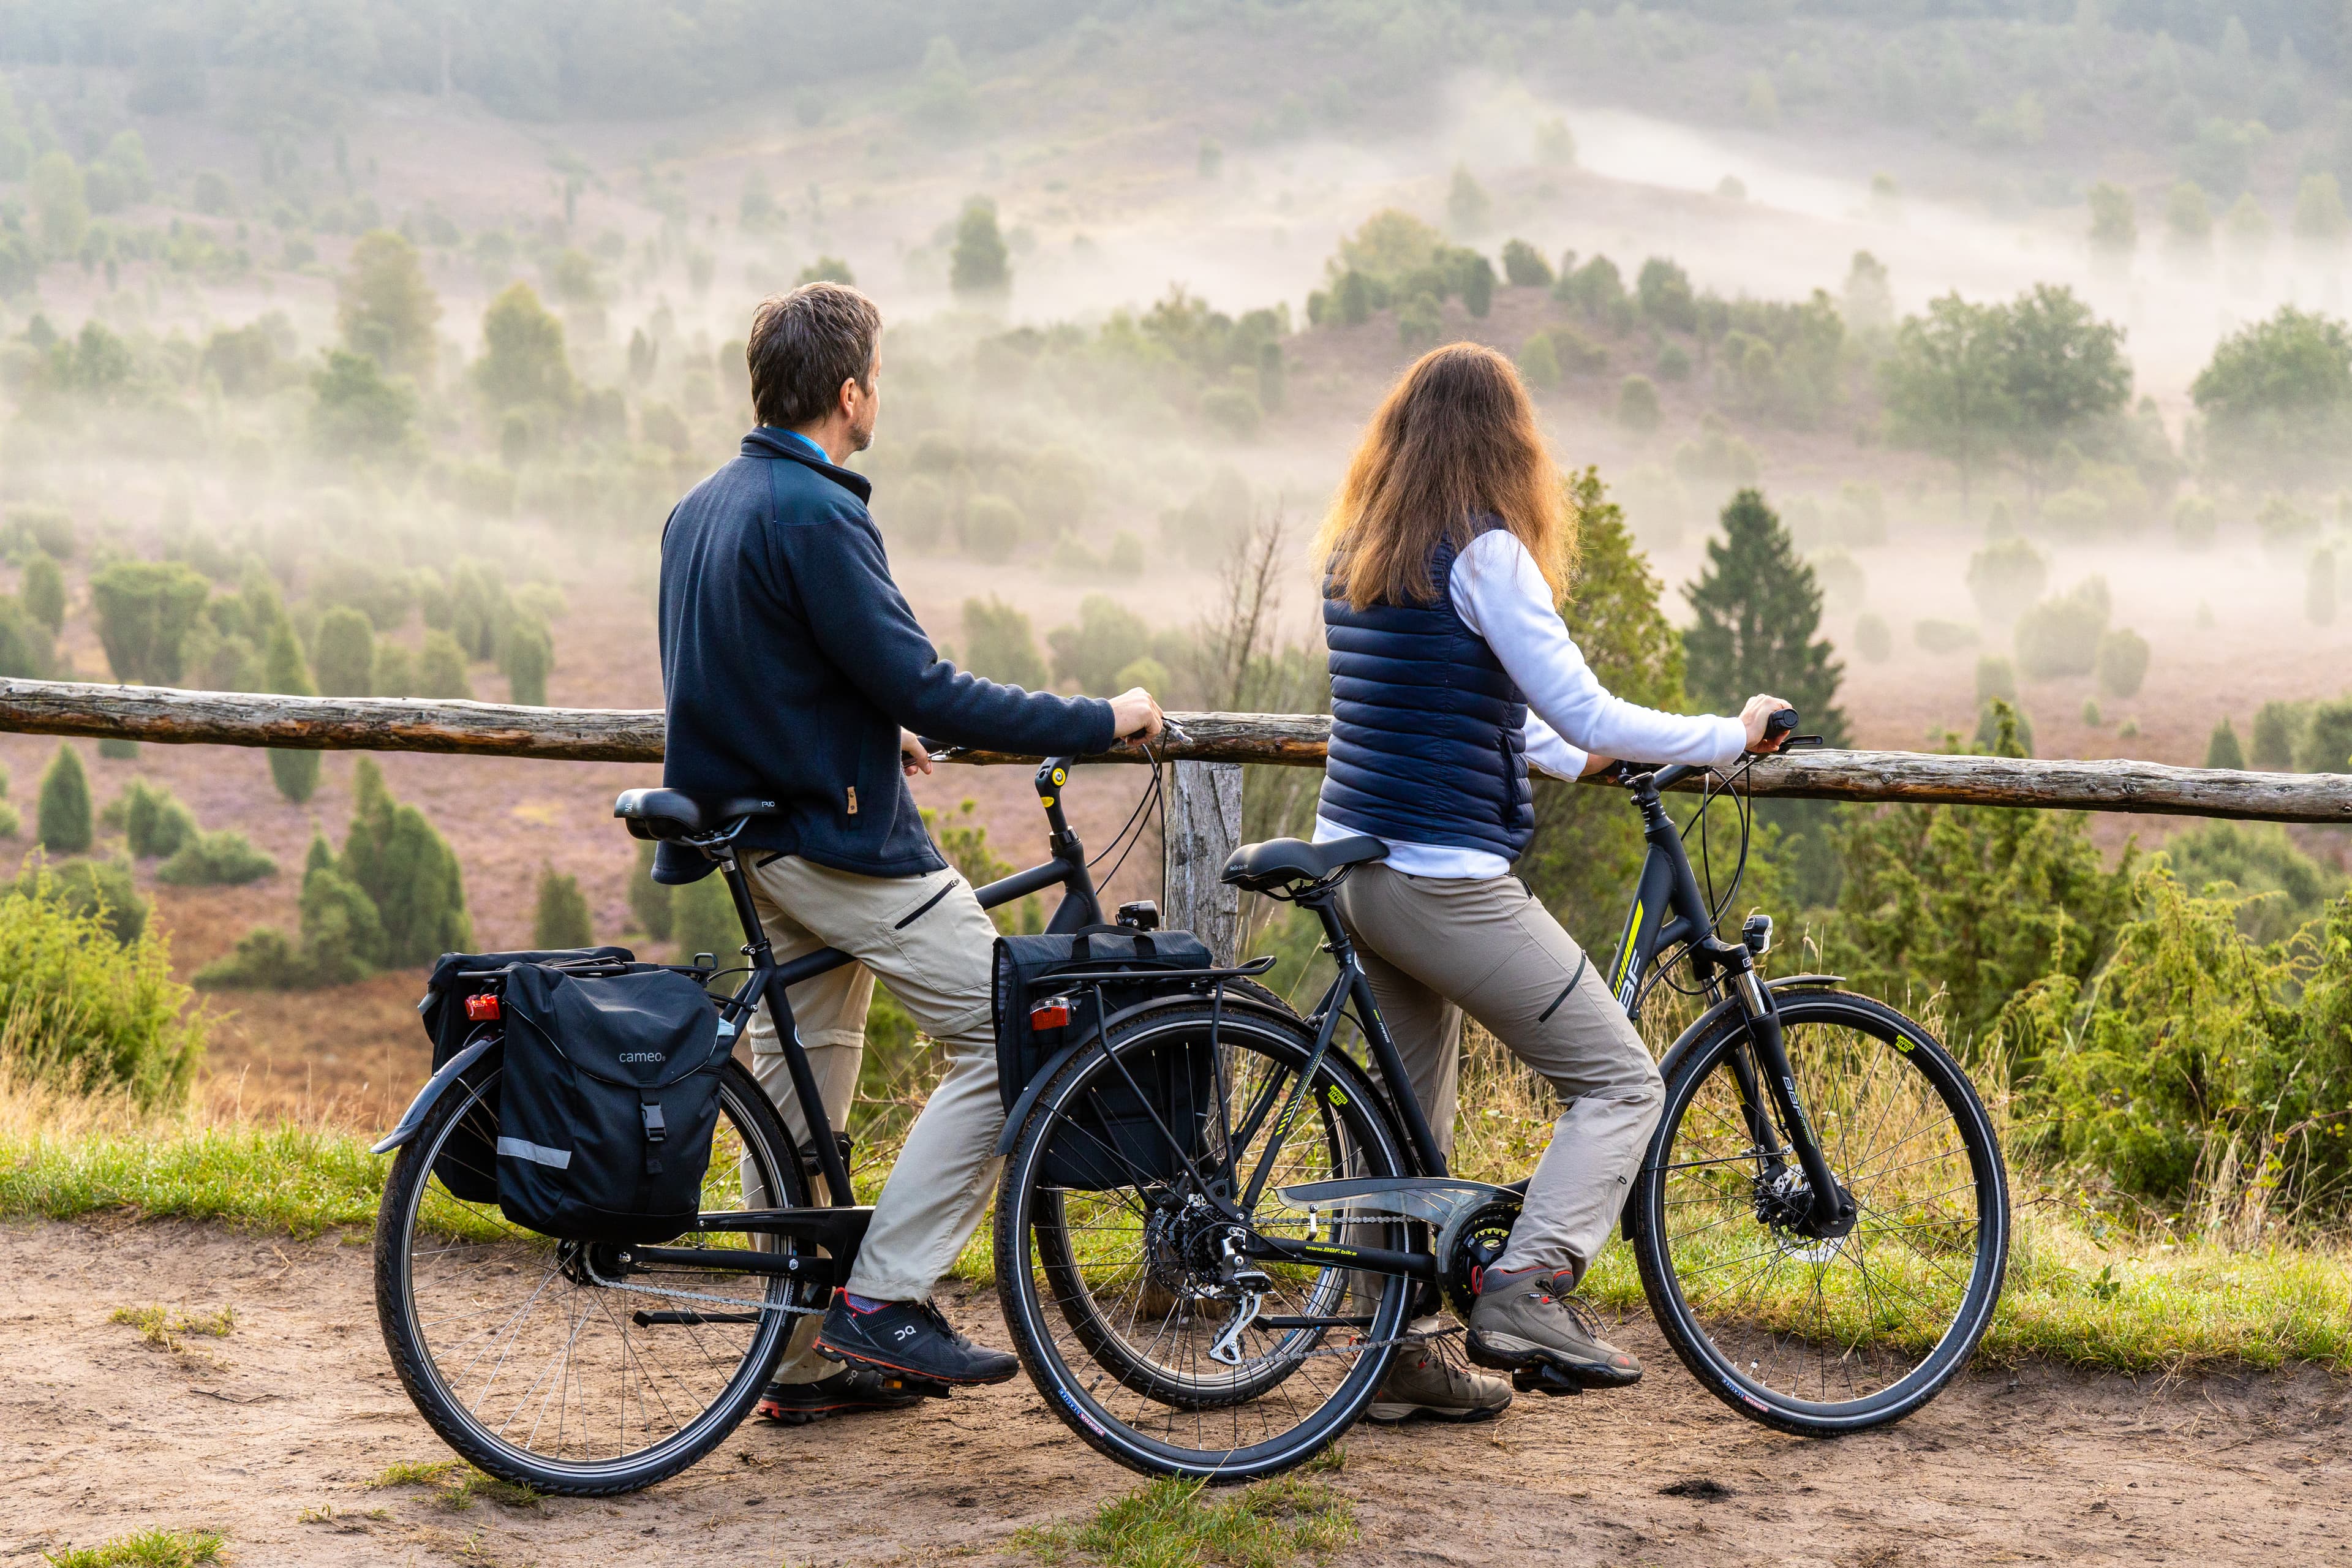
left=654, top=428, right=1115, bottom=884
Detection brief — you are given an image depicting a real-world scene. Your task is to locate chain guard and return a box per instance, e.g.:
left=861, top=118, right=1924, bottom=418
left=1437, top=1196, right=1522, bottom=1319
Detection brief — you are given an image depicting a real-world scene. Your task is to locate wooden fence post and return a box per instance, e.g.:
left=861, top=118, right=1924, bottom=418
left=1164, top=760, right=1245, bottom=962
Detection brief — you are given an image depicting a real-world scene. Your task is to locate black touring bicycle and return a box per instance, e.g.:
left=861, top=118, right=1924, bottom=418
left=371, top=714, right=2009, bottom=1490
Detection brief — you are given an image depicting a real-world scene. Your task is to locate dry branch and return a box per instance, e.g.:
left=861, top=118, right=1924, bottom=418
left=0, top=680, right=2345, bottom=824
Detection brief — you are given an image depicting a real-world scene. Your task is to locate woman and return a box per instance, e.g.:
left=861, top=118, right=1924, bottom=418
left=1315, top=344, right=1789, bottom=1423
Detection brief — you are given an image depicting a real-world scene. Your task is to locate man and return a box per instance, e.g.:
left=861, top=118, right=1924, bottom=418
left=655, top=281, right=1162, bottom=1423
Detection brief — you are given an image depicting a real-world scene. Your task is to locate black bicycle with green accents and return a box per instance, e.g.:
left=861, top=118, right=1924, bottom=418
left=992, top=711, right=2010, bottom=1480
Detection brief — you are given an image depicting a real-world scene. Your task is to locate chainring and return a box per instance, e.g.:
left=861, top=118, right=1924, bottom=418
left=1438, top=1196, right=1523, bottom=1320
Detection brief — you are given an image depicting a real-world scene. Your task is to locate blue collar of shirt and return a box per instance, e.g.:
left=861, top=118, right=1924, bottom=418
left=757, top=426, right=828, bottom=463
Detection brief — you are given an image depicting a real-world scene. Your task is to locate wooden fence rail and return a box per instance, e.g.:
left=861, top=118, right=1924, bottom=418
left=0, top=678, right=2345, bottom=825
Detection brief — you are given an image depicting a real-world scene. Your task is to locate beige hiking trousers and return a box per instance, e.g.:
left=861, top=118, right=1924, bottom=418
left=1334, top=864, right=1663, bottom=1286
left=733, top=854, right=1005, bottom=1381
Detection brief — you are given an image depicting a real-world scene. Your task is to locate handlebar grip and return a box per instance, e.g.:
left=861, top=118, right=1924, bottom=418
left=1765, top=707, right=1800, bottom=739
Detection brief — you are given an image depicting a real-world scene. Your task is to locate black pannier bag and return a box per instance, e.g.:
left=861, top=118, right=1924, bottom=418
left=416, top=946, right=635, bottom=1202
left=992, top=927, right=1218, bottom=1191
left=494, top=960, right=730, bottom=1243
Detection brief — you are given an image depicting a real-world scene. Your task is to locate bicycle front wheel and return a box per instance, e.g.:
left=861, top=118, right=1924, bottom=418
left=1629, top=988, right=2009, bottom=1437
left=995, top=1003, right=1417, bottom=1482
left=374, top=1057, right=814, bottom=1494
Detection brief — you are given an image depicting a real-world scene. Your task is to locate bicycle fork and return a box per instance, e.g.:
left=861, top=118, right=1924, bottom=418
left=1713, top=946, right=1855, bottom=1240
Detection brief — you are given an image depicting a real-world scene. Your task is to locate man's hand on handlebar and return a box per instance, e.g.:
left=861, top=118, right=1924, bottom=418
left=900, top=729, right=934, bottom=777
left=1741, top=694, right=1796, bottom=753
left=1110, top=686, right=1165, bottom=744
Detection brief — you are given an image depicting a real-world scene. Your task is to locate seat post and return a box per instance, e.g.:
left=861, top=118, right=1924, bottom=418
left=712, top=849, right=775, bottom=969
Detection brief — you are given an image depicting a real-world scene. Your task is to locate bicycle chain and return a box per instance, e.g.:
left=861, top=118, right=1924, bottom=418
left=581, top=1255, right=825, bottom=1317
left=1235, top=1321, right=1462, bottom=1365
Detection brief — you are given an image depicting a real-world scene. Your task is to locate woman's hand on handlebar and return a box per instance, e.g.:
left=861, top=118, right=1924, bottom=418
left=1740, top=694, right=1795, bottom=753
left=1110, top=686, right=1166, bottom=743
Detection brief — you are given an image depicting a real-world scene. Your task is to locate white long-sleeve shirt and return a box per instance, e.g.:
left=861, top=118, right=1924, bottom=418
left=1313, top=529, right=1747, bottom=880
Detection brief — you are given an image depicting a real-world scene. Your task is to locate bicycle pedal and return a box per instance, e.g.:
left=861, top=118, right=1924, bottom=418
left=1511, top=1363, right=1585, bottom=1398
left=880, top=1374, right=956, bottom=1400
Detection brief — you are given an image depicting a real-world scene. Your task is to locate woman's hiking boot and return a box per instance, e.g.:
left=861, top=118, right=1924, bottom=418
left=1465, top=1267, right=1642, bottom=1390
left=1363, top=1322, right=1512, bottom=1424
left=815, top=1293, right=1019, bottom=1385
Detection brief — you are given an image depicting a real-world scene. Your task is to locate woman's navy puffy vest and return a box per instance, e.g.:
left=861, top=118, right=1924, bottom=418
left=1320, top=531, right=1534, bottom=862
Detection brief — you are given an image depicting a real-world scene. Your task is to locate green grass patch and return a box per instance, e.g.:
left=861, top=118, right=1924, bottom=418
left=370, top=1458, right=541, bottom=1511
left=1019, top=1473, right=1355, bottom=1568
left=43, top=1528, right=224, bottom=1567
left=0, top=1118, right=385, bottom=1236
left=108, top=1303, right=235, bottom=1352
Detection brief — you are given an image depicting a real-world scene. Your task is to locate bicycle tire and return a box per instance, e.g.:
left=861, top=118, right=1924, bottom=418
left=374, top=1056, right=812, bottom=1495
left=1629, top=989, right=2010, bottom=1437
left=995, top=1002, right=1417, bottom=1482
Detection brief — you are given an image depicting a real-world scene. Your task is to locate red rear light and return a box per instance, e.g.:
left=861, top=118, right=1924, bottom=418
left=1030, top=1000, right=1071, bottom=1030
left=466, top=993, right=502, bottom=1022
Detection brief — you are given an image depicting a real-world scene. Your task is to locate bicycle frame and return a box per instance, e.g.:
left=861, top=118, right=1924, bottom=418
left=694, top=755, right=1105, bottom=1210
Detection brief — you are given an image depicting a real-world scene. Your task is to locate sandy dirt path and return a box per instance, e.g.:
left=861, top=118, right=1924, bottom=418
left=5, top=1218, right=2347, bottom=1567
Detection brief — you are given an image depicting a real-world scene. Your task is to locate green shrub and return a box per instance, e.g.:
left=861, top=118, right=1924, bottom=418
left=1966, top=538, right=2049, bottom=623
left=2252, top=699, right=2308, bottom=771
left=964, top=494, right=1023, bottom=563
left=1973, top=697, right=2035, bottom=755
left=156, top=831, right=277, bottom=887
left=2206, top=718, right=2245, bottom=769
left=2163, top=820, right=2344, bottom=944
left=1398, top=292, right=1442, bottom=350
left=340, top=758, right=470, bottom=966
left=2014, top=581, right=2110, bottom=679
left=17, top=854, right=148, bottom=944
left=313, top=605, right=374, bottom=696
left=2013, top=872, right=2352, bottom=1215
left=1107, top=532, right=1145, bottom=577
left=2173, top=493, right=2218, bottom=549
left=0, top=595, right=53, bottom=679
left=1975, top=654, right=2018, bottom=703
left=313, top=557, right=414, bottom=631
left=90, top=560, right=211, bottom=685
left=500, top=615, right=552, bottom=706
left=1516, top=331, right=1560, bottom=390
left=2095, top=627, right=2150, bottom=698
left=448, top=561, right=511, bottom=660
left=97, top=737, right=138, bottom=760
left=1914, top=618, right=1979, bottom=654
left=372, top=641, right=415, bottom=698
left=630, top=839, right=673, bottom=941
left=1047, top=595, right=1152, bottom=693
left=4, top=502, right=77, bottom=559
left=37, top=744, right=91, bottom=853
left=0, top=865, right=202, bottom=1103
left=118, top=780, right=197, bottom=859
left=1852, top=612, right=1890, bottom=663
left=533, top=864, right=592, bottom=948
left=962, top=597, right=1047, bottom=688
left=198, top=838, right=384, bottom=990
left=1550, top=326, right=1610, bottom=375
left=671, top=871, right=738, bottom=965
left=262, top=620, right=319, bottom=804
left=417, top=631, right=472, bottom=699
left=1499, top=237, right=1553, bottom=287
left=2297, top=697, right=2352, bottom=775
left=19, top=554, right=63, bottom=634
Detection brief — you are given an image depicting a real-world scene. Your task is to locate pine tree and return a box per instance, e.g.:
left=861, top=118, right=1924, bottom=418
left=1519, top=469, right=1689, bottom=952
left=671, top=872, right=739, bottom=965
left=1684, top=488, right=1850, bottom=903
left=313, top=606, right=375, bottom=696
left=36, top=742, right=91, bottom=853
left=2206, top=718, right=2246, bottom=770
left=533, top=864, right=593, bottom=948
left=500, top=616, right=552, bottom=706
left=21, top=552, right=64, bottom=634
left=341, top=757, right=472, bottom=965
left=263, top=620, right=320, bottom=803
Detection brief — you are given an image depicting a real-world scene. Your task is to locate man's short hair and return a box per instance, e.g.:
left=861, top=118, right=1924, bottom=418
left=745, top=282, right=882, bottom=429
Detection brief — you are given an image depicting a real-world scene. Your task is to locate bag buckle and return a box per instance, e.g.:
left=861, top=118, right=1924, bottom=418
left=1030, top=996, right=1073, bottom=1031
left=465, top=993, right=501, bottom=1022
left=641, top=1103, right=667, bottom=1142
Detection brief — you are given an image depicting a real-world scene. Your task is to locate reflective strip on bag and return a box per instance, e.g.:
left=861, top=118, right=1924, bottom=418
left=496, top=1136, right=574, bottom=1169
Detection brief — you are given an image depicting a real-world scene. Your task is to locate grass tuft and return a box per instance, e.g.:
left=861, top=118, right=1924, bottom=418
left=109, top=1303, right=235, bottom=1353
left=370, top=1458, right=540, bottom=1511
left=1019, top=1475, right=1356, bottom=1568
left=43, top=1528, right=224, bottom=1567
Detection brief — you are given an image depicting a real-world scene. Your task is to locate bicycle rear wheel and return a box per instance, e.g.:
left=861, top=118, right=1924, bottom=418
left=1629, top=989, right=2009, bottom=1436
left=995, top=1003, right=1417, bottom=1482
left=374, top=1057, right=813, bottom=1494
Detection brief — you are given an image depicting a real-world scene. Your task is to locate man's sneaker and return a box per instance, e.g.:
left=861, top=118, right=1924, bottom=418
left=1364, top=1323, right=1512, bottom=1425
left=1465, top=1268, right=1642, bottom=1390
left=814, top=1294, right=1019, bottom=1385
left=753, top=1366, right=935, bottom=1427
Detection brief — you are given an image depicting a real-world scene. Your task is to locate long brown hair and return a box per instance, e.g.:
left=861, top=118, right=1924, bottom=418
left=1316, top=343, right=1574, bottom=610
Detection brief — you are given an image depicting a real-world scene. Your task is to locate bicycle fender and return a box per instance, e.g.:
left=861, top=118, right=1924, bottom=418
left=370, top=1035, right=497, bottom=1155
left=1623, top=974, right=1844, bottom=1240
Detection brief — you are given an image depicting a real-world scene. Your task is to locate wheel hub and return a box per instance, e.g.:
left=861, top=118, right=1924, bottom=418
left=1142, top=1195, right=1227, bottom=1297
left=1752, top=1166, right=1857, bottom=1242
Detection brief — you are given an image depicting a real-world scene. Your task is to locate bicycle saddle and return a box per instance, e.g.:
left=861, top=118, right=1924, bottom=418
left=1219, top=834, right=1387, bottom=893
left=612, top=788, right=778, bottom=842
